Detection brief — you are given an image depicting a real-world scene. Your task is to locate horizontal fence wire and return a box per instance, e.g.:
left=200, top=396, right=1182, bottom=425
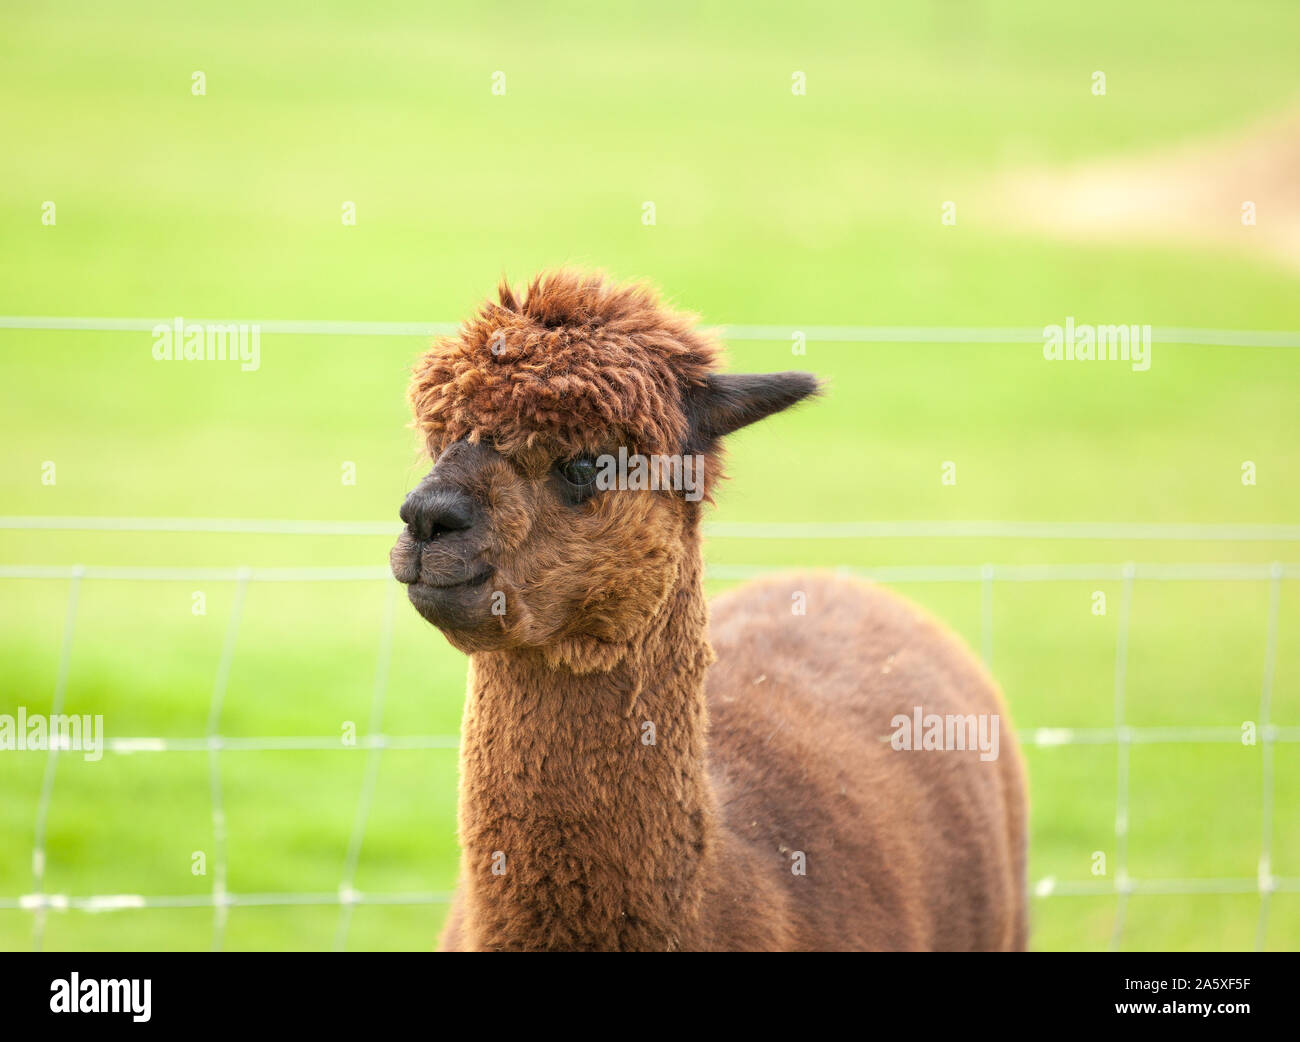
left=0, top=562, right=1297, bottom=583
left=2, top=316, right=1300, bottom=347
left=2, top=892, right=457, bottom=911
left=5, top=516, right=1300, bottom=541
left=3, top=727, right=1297, bottom=756
left=8, top=876, right=1299, bottom=914
left=1, top=517, right=1294, bottom=948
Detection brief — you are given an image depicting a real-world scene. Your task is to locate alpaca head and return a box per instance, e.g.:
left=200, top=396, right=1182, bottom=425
left=390, top=269, right=818, bottom=670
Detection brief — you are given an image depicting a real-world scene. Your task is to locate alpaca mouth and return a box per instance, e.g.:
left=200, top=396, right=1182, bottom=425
left=412, top=565, right=495, bottom=594
left=405, top=564, right=497, bottom=635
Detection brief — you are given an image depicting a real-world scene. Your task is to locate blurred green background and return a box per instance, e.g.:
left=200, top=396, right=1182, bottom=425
left=1, top=0, right=1297, bottom=951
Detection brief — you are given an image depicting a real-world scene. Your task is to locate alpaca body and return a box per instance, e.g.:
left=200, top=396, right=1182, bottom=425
left=393, top=269, right=1028, bottom=952
left=703, top=573, right=1027, bottom=951
left=438, top=571, right=1027, bottom=952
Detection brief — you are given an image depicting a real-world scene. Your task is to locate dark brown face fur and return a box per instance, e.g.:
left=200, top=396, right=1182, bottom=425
left=391, top=269, right=820, bottom=672
left=390, top=436, right=692, bottom=672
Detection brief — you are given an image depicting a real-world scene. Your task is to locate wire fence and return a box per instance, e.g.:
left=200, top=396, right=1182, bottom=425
left=3, top=315, right=1300, bottom=347
left=1, top=516, right=1294, bottom=951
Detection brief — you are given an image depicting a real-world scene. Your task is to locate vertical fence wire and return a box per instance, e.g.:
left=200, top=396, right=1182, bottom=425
left=206, top=568, right=250, bottom=951
left=333, top=580, right=398, bottom=951
left=1109, top=562, right=1136, bottom=951
left=30, top=565, right=84, bottom=951
left=1255, top=562, right=1283, bottom=951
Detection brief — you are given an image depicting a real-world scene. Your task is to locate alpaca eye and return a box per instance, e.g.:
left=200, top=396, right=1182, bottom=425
left=560, top=457, right=598, bottom=487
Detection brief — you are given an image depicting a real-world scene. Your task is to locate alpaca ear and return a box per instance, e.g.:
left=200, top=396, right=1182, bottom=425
left=687, top=371, right=822, bottom=447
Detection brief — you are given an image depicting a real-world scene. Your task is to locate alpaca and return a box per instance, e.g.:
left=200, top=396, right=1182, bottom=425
left=390, top=270, right=1028, bottom=951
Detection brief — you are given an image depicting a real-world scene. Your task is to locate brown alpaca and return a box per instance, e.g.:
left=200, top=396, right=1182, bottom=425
left=390, top=270, right=1028, bottom=951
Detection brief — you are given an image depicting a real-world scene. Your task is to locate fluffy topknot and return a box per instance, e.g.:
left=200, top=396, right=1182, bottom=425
left=409, top=270, right=721, bottom=458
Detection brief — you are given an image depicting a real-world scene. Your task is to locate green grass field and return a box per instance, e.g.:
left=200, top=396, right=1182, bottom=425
left=1, top=0, right=1298, bottom=950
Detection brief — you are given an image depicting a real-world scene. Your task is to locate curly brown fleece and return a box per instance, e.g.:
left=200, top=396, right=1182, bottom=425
left=409, top=269, right=721, bottom=460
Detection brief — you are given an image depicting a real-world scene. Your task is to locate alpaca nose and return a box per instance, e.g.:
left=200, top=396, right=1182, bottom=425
left=400, top=487, right=476, bottom=543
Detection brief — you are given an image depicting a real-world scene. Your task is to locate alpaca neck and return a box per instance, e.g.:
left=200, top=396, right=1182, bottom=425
left=455, top=545, right=716, bottom=951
